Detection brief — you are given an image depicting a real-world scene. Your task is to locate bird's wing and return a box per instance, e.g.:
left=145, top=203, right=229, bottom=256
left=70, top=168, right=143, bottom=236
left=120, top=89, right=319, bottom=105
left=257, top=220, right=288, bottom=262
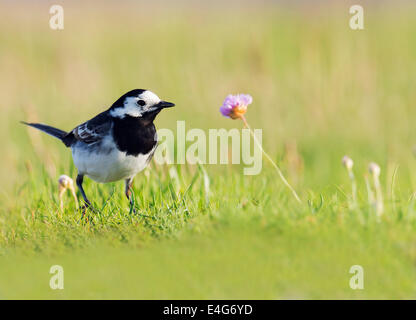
left=71, top=111, right=112, bottom=145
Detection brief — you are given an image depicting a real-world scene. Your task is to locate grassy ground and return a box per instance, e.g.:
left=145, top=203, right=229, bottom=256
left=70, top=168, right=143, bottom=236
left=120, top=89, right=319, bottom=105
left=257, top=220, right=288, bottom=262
left=1, top=1, right=416, bottom=299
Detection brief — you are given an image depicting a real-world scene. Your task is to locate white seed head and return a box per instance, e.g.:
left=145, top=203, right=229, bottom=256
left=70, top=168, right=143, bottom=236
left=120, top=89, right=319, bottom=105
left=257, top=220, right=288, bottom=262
left=58, top=174, right=74, bottom=190
left=342, top=156, right=354, bottom=170
left=368, top=162, right=381, bottom=177
left=58, top=174, right=78, bottom=211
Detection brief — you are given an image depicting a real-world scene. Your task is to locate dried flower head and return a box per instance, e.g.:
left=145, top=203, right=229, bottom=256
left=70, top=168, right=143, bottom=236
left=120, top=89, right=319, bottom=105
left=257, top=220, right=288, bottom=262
left=368, top=162, right=381, bottom=177
left=342, top=155, right=357, bottom=207
left=342, top=156, right=354, bottom=170
left=368, top=162, right=383, bottom=217
left=220, top=94, right=253, bottom=119
left=59, top=175, right=74, bottom=191
left=58, top=175, right=78, bottom=210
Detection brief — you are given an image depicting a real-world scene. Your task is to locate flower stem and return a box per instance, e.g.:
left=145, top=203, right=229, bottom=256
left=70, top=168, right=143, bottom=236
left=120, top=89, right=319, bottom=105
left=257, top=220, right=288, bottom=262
left=365, top=174, right=374, bottom=207
left=373, top=175, right=383, bottom=218
left=240, top=115, right=302, bottom=203
left=347, top=168, right=357, bottom=208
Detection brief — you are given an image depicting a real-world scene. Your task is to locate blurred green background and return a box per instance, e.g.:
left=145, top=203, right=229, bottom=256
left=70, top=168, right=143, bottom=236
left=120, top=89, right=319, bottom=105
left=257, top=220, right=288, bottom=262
left=1, top=0, right=416, bottom=299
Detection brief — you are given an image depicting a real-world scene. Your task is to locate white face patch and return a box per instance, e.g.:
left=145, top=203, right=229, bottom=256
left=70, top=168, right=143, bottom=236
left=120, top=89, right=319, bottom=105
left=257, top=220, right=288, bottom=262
left=110, top=90, right=161, bottom=119
left=138, top=90, right=161, bottom=107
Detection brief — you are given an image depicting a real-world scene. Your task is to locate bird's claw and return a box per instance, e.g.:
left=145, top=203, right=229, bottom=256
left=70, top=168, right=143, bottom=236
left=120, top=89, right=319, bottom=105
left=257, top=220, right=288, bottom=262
left=80, top=202, right=98, bottom=219
left=129, top=204, right=137, bottom=214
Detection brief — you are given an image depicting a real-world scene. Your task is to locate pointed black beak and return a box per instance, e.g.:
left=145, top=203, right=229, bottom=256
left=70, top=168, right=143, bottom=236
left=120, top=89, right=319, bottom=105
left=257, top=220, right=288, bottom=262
left=156, top=101, right=175, bottom=109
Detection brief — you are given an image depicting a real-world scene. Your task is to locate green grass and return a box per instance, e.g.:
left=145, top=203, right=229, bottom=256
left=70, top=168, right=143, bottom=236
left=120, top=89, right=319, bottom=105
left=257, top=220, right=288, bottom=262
left=1, top=2, right=416, bottom=299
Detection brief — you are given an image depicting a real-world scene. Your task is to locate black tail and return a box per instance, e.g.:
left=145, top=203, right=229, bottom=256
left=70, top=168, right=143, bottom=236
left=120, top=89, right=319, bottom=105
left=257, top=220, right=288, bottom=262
left=21, top=121, right=68, bottom=142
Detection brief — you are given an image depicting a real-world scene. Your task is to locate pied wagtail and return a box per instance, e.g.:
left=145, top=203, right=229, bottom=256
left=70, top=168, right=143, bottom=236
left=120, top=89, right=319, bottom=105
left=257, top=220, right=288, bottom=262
left=22, top=89, right=175, bottom=210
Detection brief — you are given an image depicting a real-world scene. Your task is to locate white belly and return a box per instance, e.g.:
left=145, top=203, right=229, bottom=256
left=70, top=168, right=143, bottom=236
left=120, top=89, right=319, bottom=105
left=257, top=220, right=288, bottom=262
left=72, top=142, right=154, bottom=183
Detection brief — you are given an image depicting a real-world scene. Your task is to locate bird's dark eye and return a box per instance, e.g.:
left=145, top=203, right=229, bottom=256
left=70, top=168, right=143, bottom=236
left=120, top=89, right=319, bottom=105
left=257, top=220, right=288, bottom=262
left=137, top=100, right=146, bottom=106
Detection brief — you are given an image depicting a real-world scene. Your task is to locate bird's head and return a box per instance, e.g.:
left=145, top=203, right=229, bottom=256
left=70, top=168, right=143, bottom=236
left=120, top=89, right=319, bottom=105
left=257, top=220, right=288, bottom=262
left=109, top=89, right=175, bottom=120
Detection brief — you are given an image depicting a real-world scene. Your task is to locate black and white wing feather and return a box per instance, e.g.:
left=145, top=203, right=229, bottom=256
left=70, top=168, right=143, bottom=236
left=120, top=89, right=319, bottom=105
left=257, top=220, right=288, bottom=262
left=63, top=111, right=112, bottom=146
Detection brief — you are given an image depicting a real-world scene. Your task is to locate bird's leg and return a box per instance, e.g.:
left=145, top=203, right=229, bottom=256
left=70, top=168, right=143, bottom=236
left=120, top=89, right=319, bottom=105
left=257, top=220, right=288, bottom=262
left=125, top=178, right=136, bottom=213
left=76, top=174, right=92, bottom=214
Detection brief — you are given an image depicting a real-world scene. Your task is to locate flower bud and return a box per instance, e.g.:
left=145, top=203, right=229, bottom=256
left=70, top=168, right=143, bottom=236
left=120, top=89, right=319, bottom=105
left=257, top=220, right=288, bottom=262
left=368, top=162, right=381, bottom=177
left=342, top=156, right=354, bottom=170
left=58, top=174, right=74, bottom=191
left=58, top=175, right=78, bottom=211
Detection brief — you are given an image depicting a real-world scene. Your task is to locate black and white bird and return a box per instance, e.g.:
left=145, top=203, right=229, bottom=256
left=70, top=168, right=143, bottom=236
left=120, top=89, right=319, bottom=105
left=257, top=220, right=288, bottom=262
left=22, top=89, right=174, bottom=210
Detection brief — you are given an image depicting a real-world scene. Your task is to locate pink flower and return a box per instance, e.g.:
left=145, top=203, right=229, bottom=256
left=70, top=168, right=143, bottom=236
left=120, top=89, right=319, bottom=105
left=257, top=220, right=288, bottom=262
left=218, top=92, right=301, bottom=203
left=220, top=94, right=253, bottom=119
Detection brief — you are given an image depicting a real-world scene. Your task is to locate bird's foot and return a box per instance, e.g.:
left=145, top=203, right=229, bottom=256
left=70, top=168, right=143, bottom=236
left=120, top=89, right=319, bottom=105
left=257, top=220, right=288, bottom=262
left=129, top=204, right=137, bottom=215
left=80, top=202, right=98, bottom=220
